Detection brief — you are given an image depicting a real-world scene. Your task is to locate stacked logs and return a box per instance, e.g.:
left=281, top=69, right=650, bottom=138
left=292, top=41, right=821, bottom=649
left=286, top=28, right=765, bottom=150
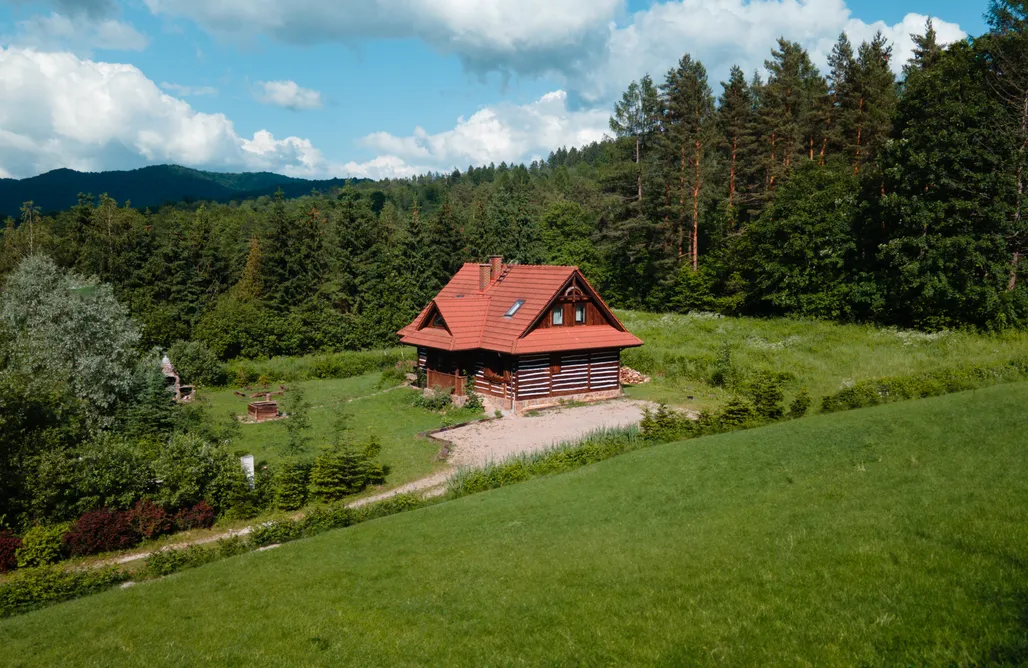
left=619, top=366, right=650, bottom=385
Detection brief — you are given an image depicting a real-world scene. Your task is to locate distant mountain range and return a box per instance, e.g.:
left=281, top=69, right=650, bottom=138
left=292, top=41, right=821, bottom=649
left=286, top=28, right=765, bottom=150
left=0, top=165, right=368, bottom=217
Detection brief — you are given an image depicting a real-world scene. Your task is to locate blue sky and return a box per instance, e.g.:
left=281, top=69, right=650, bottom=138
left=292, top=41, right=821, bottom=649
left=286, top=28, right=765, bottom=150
left=0, top=0, right=988, bottom=180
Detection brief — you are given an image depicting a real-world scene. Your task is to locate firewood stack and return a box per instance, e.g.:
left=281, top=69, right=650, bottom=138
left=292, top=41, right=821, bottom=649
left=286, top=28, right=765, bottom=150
left=619, top=366, right=650, bottom=385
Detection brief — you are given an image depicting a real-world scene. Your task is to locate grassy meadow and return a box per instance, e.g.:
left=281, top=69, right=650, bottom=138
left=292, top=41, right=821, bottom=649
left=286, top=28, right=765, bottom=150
left=2, top=384, right=1026, bottom=666
left=619, top=310, right=1028, bottom=410
left=200, top=373, right=481, bottom=490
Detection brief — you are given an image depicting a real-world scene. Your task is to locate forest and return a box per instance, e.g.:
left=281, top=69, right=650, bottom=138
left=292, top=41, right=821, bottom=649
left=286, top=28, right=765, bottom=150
left=1, top=5, right=1027, bottom=529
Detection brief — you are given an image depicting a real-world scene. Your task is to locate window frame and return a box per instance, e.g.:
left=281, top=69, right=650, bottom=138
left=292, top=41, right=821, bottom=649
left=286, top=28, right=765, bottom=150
left=504, top=299, right=525, bottom=318
left=575, top=303, right=586, bottom=324
left=551, top=305, right=564, bottom=326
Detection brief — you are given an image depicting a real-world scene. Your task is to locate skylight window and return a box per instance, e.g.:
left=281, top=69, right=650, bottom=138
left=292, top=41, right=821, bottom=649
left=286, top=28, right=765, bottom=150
left=504, top=299, right=525, bottom=318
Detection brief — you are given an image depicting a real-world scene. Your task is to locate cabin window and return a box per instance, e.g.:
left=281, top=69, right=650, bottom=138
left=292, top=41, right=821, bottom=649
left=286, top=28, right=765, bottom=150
left=575, top=303, right=586, bottom=324
left=551, top=305, right=564, bottom=326
left=429, top=312, right=446, bottom=329
left=504, top=300, right=525, bottom=318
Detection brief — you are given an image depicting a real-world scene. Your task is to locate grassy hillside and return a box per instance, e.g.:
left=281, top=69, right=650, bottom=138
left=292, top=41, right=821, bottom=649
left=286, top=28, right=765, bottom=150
left=3, top=384, right=1026, bottom=666
left=619, top=310, right=1028, bottom=409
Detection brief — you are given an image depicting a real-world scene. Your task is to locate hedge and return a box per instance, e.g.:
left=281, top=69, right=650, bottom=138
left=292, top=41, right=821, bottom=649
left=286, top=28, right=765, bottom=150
left=0, top=565, right=127, bottom=618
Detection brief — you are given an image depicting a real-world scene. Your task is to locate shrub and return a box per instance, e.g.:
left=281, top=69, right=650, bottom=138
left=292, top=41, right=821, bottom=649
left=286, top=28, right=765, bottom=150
left=309, top=440, right=387, bottom=503
left=63, top=509, right=139, bottom=557
left=168, top=340, right=226, bottom=387
left=297, top=505, right=354, bottom=536
left=743, top=371, right=788, bottom=421
left=819, top=359, right=1028, bottom=413
left=15, top=524, right=68, bottom=568
left=709, top=342, right=739, bottom=388
left=224, top=349, right=411, bottom=384
left=0, top=531, right=21, bottom=573
left=788, top=390, right=812, bottom=418
left=413, top=388, right=452, bottom=411
left=128, top=500, right=173, bottom=541
left=142, top=537, right=250, bottom=579
left=172, top=501, right=216, bottom=531
left=0, top=565, right=127, bottom=618
left=640, top=404, right=695, bottom=442
left=378, top=364, right=409, bottom=388
left=249, top=520, right=300, bottom=547
left=274, top=461, right=311, bottom=511
left=464, top=376, right=484, bottom=412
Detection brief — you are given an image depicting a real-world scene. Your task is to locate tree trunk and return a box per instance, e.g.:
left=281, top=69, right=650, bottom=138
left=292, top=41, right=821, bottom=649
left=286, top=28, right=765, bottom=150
left=679, top=143, right=686, bottom=259
left=692, top=138, right=701, bottom=272
left=854, top=96, right=864, bottom=175
left=1010, top=92, right=1028, bottom=291
left=636, top=135, right=642, bottom=203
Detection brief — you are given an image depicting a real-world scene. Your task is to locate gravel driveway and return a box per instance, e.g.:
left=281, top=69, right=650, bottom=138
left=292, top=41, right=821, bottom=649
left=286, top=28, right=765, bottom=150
left=444, top=399, right=657, bottom=468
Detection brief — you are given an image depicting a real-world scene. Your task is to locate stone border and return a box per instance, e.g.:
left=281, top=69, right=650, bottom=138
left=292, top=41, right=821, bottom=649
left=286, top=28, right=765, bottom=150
left=420, top=416, right=505, bottom=461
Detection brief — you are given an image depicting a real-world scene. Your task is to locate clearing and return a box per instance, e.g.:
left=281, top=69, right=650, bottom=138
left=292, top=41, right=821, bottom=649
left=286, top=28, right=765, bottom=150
left=3, top=384, right=1026, bottom=666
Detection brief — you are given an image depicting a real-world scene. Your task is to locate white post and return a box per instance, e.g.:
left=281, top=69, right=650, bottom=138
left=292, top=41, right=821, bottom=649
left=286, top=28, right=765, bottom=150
left=240, top=454, right=255, bottom=489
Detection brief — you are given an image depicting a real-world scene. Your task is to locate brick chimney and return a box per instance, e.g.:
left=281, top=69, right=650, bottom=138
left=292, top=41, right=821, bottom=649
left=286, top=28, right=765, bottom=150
left=479, top=263, right=491, bottom=291
left=489, top=255, right=503, bottom=281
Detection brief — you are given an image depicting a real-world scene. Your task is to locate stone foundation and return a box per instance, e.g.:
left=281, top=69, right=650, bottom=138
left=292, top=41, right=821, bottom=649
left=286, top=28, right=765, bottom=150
left=512, top=388, right=622, bottom=414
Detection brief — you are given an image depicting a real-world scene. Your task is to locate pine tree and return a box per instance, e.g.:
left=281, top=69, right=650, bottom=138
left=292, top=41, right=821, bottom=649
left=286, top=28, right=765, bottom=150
left=851, top=32, right=898, bottom=172
left=823, top=33, right=857, bottom=162
left=758, top=39, right=828, bottom=191
left=660, top=54, right=716, bottom=269
left=609, top=75, right=661, bottom=204
left=717, top=66, right=761, bottom=226
left=903, top=17, right=942, bottom=79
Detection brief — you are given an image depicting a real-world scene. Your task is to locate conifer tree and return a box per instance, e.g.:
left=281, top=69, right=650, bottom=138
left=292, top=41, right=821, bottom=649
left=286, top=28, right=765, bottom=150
left=717, top=66, right=761, bottom=226
left=823, top=33, right=857, bottom=162
left=851, top=32, right=898, bottom=172
left=660, top=54, right=715, bottom=269
left=903, top=17, right=942, bottom=79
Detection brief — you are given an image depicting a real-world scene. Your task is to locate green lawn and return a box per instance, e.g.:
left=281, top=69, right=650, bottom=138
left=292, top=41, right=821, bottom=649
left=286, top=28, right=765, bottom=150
left=4, top=383, right=1026, bottom=666
left=201, top=372, right=481, bottom=489
left=618, top=309, right=1028, bottom=410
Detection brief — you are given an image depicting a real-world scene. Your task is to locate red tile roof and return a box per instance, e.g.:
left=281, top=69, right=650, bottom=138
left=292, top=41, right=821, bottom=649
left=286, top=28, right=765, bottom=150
left=397, top=263, right=643, bottom=354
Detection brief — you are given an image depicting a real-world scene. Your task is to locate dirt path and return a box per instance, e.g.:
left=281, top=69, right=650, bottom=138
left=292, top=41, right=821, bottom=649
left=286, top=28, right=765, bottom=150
left=444, top=399, right=657, bottom=468
left=101, top=399, right=657, bottom=567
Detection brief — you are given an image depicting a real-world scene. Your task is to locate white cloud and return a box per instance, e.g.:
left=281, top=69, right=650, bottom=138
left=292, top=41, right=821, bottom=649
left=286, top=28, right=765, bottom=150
left=0, top=46, right=334, bottom=179
left=140, top=0, right=965, bottom=107
left=4, top=11, right=148, bottom=53
left=160, top=82, right=217, bottom=96
left=570, top=1, right=966, bottom=104
left=350, top=90, right=609, bottom=177
left=143, top=0, right=620, bottom=77
left=255, top=80, right=324, bottom=110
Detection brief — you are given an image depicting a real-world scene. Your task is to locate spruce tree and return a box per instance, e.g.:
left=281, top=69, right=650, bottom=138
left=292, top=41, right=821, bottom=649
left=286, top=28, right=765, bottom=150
left=823, top=33, right=857, bottom=162
left=717, top=66, right=761, bottom=226
left=851, top=32, right=898, bottom=172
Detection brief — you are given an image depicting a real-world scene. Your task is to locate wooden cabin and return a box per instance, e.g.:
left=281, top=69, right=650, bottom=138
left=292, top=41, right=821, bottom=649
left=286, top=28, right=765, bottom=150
left=397, top=256, right=643, bottom=413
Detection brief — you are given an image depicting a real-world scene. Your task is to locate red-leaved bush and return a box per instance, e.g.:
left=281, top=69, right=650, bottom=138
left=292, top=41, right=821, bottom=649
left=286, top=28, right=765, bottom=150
left=63, top=508, right=140, bottom=556
left=173, top=501, right=216, bottom=531
left=129, top=499, right=173, bottom=540
left=0, top=530, right=21, bottom=572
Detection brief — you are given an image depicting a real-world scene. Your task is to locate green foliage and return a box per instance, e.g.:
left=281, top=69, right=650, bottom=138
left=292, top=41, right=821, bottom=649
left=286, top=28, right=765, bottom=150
left=820, top=358, right=1028, bottom=413
left=224, top=349, right=410, bottom=384
left=0, top=564, right=127, bottom=618
left=168, top=340, right=226, bottom=387
left=709, top=341, right=738, bottom=388
left=274, top=461, right=310, bottom=511
left=742, top=371, right=789, bottom=421
left=141, top=536, right=250, bottom=579
left=15, top=524, right=69, bottom=568
left=788, top=390, right=812, bottom=419
left=412, top=388, right=452, bottom=411
left=143, top=434, right=232, bottom=510
left=308, top=438, right=387, bottom=503
left=283, top=386, right=312, bottom=454
left=0, top=256, right=140, bottom=431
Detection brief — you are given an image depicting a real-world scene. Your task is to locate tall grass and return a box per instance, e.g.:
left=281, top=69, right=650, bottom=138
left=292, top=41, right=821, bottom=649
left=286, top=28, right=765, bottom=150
left=447, top=426, right=641, bottom=497
left=225, top=347, right=413, bottom=384
left=618, top=310, right=1028, bottom=402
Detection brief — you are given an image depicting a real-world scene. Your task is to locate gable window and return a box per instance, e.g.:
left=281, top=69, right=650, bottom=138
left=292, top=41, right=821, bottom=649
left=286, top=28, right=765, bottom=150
left=575, top=303, right=586, bottom=324
left=429, top=312, right=446, bottom=329
left=504, top=299, right=525, bottom=318
left=551, top=305, right=564, bottom=326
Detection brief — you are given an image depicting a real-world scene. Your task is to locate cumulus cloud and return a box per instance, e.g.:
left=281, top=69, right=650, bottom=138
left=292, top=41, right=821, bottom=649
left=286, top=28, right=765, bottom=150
left=160, top=82, right=217, bottom=96
left=350, top=90, right=609, bottom=177
left=570, top=0, right=966, bottom=104
left=142, top=0, right=620, bottom=78
left=254, top=80, right=324, bottom=110
left=140, top=0, right=966, bottom=106
left=0, top=46, right=333, bottom=179
left=3, top=11, right=148, bottom=53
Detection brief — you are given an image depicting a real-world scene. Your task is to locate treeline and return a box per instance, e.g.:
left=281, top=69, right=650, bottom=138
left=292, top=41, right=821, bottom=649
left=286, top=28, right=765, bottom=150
left=2, top=10, right=1028, bottom=356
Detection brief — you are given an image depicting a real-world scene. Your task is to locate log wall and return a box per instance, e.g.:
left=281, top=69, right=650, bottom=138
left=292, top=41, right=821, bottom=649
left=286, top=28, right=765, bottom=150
left=514, top=348, right=620, bottom=400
